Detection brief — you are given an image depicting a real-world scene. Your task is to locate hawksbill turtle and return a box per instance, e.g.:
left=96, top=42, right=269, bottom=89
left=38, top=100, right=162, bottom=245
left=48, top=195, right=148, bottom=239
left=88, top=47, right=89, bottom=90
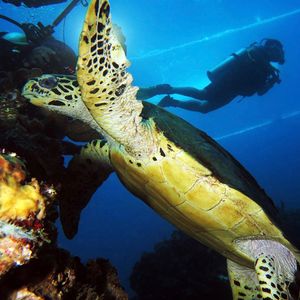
left=22, top=0, right=300, bottom=299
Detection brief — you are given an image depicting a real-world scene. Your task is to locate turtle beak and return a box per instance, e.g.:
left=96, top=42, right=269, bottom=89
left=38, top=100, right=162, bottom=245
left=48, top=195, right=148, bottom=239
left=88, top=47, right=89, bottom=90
left=22, top=82, right=46, bottom=107
left=28, top=98, right=46, bottom=106
left=22, top=92, right=45, bottom=107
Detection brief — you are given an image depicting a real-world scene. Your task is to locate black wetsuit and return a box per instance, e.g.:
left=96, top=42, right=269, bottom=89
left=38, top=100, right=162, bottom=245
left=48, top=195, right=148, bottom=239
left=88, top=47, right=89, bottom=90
left=0, top=32, right=32, bottom=71
left=137, top=43, right=281, bottom=113
left=0, top=33, right=76, bottom=74
left=207, top=45, right=279, bottom=98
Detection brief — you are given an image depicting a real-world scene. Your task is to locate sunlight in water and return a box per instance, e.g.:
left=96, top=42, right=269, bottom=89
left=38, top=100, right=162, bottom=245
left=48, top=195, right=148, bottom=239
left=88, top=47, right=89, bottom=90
left=132, top=7, right=300, bottom=60
left=215, top=110, right=300, bottom=141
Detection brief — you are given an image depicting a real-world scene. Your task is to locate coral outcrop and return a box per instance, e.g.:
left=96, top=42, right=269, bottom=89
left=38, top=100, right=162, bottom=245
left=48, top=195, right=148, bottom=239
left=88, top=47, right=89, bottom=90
left=0, top=151, right=128, bottom=299
left=0, top=153, right=51, bottom=278
left=0, top=71, right=128, bottom=299
left=0, top=87, right=79, bottom=183
left=0, top=248, right=128, bottom=299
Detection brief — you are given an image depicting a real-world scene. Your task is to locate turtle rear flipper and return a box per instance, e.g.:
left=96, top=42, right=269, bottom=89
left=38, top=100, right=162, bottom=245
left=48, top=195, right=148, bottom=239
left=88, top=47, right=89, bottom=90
left=228, top=256, right=299, bottom=300
left=60, top=139, right=113, bottom=239
left=227, top=259, right=261, bottom=300
left=255, top=255, right=291, bottom=300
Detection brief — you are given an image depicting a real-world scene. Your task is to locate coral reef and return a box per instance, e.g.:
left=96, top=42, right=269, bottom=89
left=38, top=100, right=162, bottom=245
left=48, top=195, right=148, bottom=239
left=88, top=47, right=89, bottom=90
left=0, top=153, right=52, bottom=278
left=282, top=208, right=300, bottom=240
left=0, top=87, right=79, bottom=183
left=0, top=248, right=128, bottom=299
left=0, top=70, right=128, bottom=299
left=0, top=68, right=43, bottom=94
left=0, top=150, right=128, bottom=299
left=130, top=230, right=232, bottom=300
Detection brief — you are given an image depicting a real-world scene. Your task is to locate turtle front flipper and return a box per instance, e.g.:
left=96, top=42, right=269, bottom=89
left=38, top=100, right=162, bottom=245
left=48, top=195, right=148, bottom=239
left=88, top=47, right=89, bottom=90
left=77, top=0, right=150, bottom=152
left=60, top=139, right=113, bottom=239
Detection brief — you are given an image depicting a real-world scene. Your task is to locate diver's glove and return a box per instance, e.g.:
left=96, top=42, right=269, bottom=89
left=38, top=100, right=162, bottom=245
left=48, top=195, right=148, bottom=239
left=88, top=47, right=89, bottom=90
left=23, top=46, right=59, bottom=69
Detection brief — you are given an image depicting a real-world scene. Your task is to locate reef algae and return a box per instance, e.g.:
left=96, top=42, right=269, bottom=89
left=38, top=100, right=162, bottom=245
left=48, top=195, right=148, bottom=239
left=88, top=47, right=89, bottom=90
left=0, top=152, right=50, bottom=278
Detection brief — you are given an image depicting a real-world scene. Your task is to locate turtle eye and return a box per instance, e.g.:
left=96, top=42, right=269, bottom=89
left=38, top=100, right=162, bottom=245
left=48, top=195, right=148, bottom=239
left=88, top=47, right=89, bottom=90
left=39, top=76, right=58, bottom=89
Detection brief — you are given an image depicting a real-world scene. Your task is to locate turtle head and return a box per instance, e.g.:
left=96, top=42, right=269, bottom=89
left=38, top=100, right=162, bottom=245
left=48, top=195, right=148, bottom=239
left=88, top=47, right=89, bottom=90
left=22, top=74, right=81, bottom=117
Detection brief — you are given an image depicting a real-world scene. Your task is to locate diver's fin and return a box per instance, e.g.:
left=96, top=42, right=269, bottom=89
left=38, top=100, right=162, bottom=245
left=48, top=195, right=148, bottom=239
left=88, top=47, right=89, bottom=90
left=59, top=139, right=113, bottom=239
left=227, top=259, right=261, bottom=300
left=255, top=255, right=290, bottom=300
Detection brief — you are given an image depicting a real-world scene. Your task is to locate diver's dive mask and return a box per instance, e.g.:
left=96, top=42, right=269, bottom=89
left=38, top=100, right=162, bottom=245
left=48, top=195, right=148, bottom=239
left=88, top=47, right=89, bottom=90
left=261, top=38, right=285, bottom=65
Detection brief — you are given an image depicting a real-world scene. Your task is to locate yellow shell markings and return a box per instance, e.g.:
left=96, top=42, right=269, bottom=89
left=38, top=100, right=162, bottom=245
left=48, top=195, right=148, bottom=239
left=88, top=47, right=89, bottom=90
left=109, top=130, right=295, bottom=267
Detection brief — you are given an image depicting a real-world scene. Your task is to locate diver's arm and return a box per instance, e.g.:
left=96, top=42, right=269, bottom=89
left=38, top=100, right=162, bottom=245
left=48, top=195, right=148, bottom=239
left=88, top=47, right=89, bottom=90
left=137, top=84, right=173, bottom=100
left=158, top=96, right=223, bottom=113
left=167, top=87, right=207, bottom=100
left=137, top=85, right=207, bottom=100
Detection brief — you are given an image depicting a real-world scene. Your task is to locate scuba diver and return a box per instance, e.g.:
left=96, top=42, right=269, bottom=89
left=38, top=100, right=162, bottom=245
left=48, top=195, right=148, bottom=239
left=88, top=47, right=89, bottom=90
left=0, top=29, right=76, bottom=74
left=0, top=28, right=76, bottom=92
left=0, top=0, right=83, bottom=77
left=2, top=0, right=67, bottom=7
left=137, top=39, right=285, bottom=113
left=0, top=0, right=82, bottom=91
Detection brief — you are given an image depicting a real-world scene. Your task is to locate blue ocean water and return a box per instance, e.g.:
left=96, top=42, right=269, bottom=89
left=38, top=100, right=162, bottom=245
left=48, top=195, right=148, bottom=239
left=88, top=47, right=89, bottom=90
left=1, top=0, right=300, bottom=295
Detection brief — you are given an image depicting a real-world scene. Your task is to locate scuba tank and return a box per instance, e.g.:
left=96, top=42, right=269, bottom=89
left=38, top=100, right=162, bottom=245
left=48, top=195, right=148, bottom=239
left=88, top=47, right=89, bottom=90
left=207, top=48, right=248, bottom=83
left=0, top=0, right=82, bottom=45
left=207, top=39, right=284, bottom=85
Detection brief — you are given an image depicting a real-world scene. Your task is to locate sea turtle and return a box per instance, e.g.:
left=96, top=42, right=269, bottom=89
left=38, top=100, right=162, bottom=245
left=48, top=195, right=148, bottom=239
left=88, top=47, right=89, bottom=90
left=22, top=0, right=300, bottom=299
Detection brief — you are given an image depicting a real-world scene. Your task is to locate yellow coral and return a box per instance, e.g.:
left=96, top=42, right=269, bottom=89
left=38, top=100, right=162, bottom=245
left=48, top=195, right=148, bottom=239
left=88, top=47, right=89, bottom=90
left=0, top=155, right=45, bottom=221
left=15, top=288, right=44, bottom=300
